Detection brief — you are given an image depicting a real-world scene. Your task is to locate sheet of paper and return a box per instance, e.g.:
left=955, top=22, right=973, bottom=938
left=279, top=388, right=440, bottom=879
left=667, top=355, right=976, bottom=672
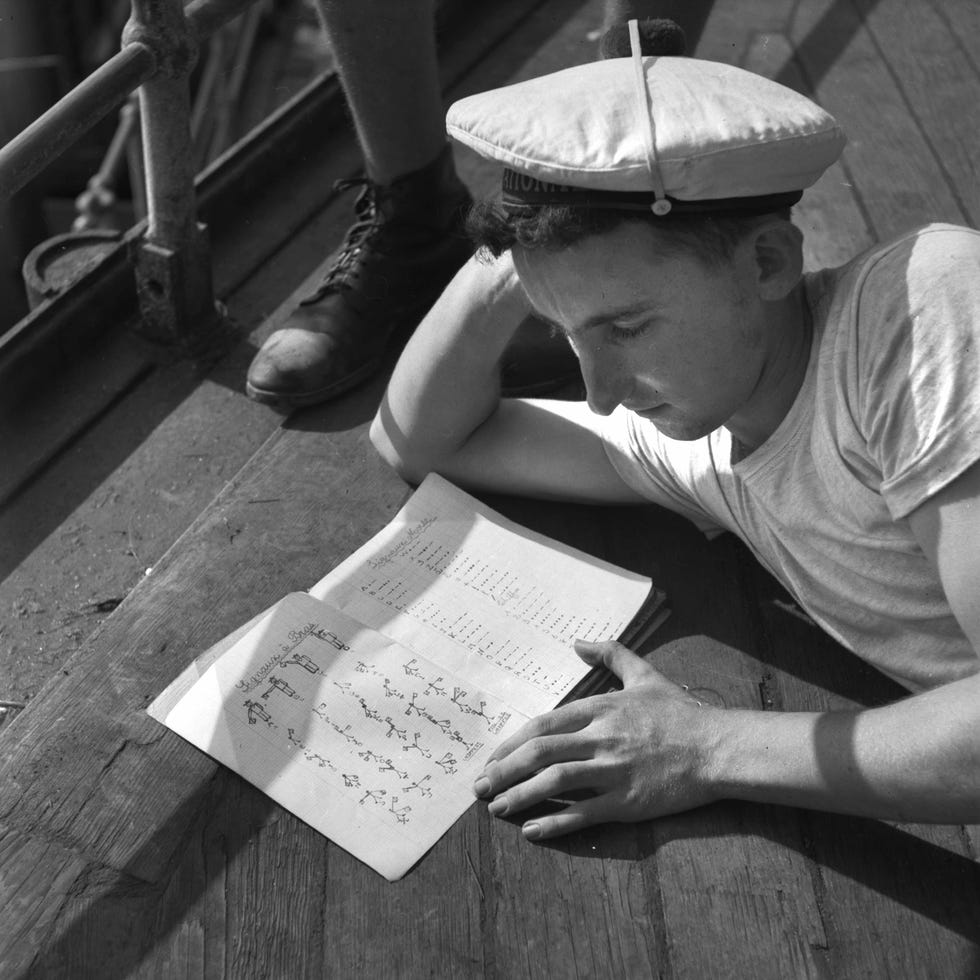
left=163, top=592, right=528, bottom=881
left=311, top=474, right=652, bottom=717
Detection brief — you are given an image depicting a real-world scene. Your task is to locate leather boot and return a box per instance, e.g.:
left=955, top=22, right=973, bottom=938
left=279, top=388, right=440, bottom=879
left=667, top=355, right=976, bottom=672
left=246, top=147, right=474, bottom=408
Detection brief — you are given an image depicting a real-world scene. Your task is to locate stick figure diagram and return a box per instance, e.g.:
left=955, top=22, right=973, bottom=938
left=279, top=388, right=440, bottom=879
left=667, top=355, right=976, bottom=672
left=281, top=651, right=321, bottom=674
left=244, top=699, right=275, bottom=727
left=262, top=675, right=302, bottom=700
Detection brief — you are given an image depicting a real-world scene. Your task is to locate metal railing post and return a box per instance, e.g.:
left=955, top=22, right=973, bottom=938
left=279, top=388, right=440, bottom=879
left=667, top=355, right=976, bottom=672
left=122, top=0, right=219, bottom=347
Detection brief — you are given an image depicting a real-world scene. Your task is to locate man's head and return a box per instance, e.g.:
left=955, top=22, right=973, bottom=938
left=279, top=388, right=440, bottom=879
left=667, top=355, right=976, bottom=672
left=501, top=208, right=804, bottom=439
left=446, top=20, right=842, bottom=437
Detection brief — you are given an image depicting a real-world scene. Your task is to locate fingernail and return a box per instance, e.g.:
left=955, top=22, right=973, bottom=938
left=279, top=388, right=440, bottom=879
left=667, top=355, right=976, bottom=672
left=473, top=777, right=490, bottom=797
left=488, top=797, right=507, bottom=816
left=523, top=822, right=541, bottom=840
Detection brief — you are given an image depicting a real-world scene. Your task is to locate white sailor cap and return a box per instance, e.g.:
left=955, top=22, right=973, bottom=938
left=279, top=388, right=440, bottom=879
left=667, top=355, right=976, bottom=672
left=447, top=20, right=846, bottom=216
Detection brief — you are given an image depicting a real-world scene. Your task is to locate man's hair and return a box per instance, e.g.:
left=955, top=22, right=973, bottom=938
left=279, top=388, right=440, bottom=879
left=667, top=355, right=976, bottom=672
left=466, top=200, right=792, bottom=267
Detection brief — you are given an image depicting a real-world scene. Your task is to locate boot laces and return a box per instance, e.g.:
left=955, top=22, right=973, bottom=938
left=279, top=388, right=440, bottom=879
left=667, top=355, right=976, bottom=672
left=301, top=177, right=387, bottom=304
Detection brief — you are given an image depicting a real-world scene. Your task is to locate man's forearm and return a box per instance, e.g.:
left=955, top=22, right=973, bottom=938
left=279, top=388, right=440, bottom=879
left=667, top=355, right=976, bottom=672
left=370, top=252, right=529, bottom=481
left=704, top=671, right=980, bottom=823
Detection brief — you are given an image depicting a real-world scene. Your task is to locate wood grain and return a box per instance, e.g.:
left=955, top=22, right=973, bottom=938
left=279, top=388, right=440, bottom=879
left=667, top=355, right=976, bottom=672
left=3, top=0, right=979, bottom=975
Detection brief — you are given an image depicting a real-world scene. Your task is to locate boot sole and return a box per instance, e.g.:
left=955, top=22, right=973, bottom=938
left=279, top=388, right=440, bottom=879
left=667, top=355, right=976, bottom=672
left=245, top=356, right=383, bottom=411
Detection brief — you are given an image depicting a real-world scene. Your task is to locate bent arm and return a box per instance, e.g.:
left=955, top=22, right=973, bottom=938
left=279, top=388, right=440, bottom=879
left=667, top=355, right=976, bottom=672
left=480, top=462, right=980, bottom=833
left=715, top=395, right=980, bottom=822
left=371, top=252, right=526, bottom=483
left=370, top=252, right=644, bottom=503
left=703, top=670, right=980, bottom=823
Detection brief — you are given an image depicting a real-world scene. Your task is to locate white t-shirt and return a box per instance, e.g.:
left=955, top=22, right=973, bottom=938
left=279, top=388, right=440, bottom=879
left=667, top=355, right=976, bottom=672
left=601, top=224, right=980, bottom=692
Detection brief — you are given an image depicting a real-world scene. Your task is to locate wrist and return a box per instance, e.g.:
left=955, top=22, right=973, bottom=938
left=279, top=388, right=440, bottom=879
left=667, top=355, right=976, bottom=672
left=696, top=707, right=819, bottom=806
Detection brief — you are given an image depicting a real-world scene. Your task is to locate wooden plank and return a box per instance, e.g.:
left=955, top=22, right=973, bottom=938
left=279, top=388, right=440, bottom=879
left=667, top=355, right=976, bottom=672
left=0, top=823, right=90, bottom=977
left=741, top=31, right=875, bottom=270
left=693, top=0, right=792, bottom=64
left=317, top=806, right=484, bottom=976
left=485, top=819, right=661, bottom=977
left=811, top=817, right=980, bottom=974
left=743, top=563, right=980, bottom=973
left=0, top=372, right=405, bottom=883
left=738, top=2, right=980, bottom=971
left=926, top=0, right=980, bottom=81
left=633, top=535, right=828, bottom=979
left=0, top=332, right=153, bottom=508
left=480, top=492, right=830, bottom=977
left=5, top=2, right=977, bottom=975
left=139, top=776, right=334, bottom=980
left=789, top=0, right=968, bottom=239
left=854, top=0, right=980, bottom=227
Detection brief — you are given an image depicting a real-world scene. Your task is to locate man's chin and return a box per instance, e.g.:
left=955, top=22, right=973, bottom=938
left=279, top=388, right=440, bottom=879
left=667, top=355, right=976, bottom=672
left=634, top=408, right=713, bottom=441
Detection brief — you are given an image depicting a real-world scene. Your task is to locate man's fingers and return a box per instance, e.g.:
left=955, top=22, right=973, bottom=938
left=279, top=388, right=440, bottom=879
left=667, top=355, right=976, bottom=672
left=477, top=731, right=592, bottom=798
left=486, top=701, right=593, bottom=765
left=521, top=796, right=610, bottom=841
left=485, top=760, right=602, bottom=818
left=574, top=638, right=655, bottom=688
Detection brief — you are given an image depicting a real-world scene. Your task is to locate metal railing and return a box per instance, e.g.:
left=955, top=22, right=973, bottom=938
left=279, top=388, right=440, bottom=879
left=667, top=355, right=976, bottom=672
left=0, top=0, right=262, bottom=346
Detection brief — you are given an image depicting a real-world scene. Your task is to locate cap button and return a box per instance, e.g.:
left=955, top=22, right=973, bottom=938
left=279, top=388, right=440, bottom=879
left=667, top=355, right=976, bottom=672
left=651, top=199, right=673, bottom=216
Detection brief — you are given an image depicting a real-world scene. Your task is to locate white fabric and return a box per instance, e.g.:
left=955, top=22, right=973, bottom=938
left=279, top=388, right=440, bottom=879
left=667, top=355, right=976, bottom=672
left=601, top=224, right=980, bottom=691
left=446, top=57, right=845, bottom=199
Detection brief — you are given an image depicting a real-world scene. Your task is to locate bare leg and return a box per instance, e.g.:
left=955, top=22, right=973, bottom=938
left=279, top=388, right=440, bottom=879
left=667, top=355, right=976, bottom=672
left=314, top=0, right=446, bottom=183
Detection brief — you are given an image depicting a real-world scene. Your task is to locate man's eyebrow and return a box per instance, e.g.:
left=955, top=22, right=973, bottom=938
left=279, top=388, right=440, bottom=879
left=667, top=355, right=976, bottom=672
left=529, top=305, right=652, bottom=334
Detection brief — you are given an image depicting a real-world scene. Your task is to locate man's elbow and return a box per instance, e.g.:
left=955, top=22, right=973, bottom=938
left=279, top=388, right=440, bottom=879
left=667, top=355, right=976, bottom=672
left=369, top=411, right=431, bottom=485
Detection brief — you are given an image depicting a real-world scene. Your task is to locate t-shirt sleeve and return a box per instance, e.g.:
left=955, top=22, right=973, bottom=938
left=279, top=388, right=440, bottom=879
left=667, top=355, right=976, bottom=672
left=600, top=407, right=726, bottom=535
left=857, top=226, right=980, bottom=519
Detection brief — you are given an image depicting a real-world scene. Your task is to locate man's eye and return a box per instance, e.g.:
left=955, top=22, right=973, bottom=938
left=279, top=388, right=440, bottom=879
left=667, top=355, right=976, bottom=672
left=609, top=321, right=651, bottom=340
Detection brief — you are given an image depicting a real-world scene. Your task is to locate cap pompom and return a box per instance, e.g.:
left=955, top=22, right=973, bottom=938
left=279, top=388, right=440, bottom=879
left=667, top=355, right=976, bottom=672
left=598, top=18, right=687, bottom=60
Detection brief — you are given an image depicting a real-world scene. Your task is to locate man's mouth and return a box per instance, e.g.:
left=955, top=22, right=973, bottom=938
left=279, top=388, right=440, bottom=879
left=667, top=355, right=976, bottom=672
left=631, top=404, right=666, bottom=420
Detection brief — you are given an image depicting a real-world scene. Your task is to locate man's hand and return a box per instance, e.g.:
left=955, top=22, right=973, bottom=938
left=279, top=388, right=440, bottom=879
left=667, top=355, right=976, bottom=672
left=473, top=639, right=716, bottom=840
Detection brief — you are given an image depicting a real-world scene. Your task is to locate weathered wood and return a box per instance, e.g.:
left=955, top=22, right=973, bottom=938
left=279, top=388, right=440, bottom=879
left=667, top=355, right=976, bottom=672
left=0, top=823, right=91, bottom=977
left=856, top=0, right=980, bottom=228
left=138, top=776, right=331, bottom=980
left=3, top=0, right=980, bottom=975
left=0, top=334, right=153, bottom=508
left=632, top=531, right=828, bottom=978
left=790, top=0, right=968, bottom=238
left=926, top=0, right=980, bottom=78
left=318, top=806, right=485, bottom=977
left=743, top=562, right=980, bottom=970
left=693, top=0, right=791, bottom=64
left=742, top=31, right=876, bottom=271
left=0, top=373, right=405, bottom=883
left=480, top=493, right=831, bottom=978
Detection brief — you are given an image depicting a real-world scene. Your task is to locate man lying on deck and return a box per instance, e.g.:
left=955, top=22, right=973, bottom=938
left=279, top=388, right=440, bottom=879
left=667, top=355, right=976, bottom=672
left=369, top=21, right=980, bottom=838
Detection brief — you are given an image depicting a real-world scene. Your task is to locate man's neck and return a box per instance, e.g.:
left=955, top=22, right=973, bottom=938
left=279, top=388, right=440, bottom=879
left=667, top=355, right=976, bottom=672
left=727, top=283, right=812, bottom=456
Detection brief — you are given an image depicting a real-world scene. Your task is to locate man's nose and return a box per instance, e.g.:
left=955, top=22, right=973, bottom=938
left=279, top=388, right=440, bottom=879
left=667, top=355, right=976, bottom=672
left=579, top=346, right=624, bottom=416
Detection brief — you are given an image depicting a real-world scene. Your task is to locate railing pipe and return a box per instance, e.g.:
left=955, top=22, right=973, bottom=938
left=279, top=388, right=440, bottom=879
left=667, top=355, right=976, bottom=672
left=0, top=43, right=156, bottom=200
left=126, top=0, right=199, bottom=247
left=184, top=0, right=260, bottom=47
left=122, top=0, right=218, bottom=345
left=0, top=0, right=263, bottom=347
left=0, top=0, right=259, bottom=203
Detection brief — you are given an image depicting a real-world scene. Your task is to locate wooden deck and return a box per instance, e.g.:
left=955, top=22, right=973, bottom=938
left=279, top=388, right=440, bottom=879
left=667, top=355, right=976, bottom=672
left=2, top=0, right=980, bottom=976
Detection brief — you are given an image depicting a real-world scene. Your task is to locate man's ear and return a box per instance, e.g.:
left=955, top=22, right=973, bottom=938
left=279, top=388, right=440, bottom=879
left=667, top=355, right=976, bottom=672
left=747, top=219, right=804, bottom=301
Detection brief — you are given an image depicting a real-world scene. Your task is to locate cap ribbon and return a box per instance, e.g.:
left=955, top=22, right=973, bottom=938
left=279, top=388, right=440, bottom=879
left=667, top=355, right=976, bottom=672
left=628, top=19, right=671, bottom=215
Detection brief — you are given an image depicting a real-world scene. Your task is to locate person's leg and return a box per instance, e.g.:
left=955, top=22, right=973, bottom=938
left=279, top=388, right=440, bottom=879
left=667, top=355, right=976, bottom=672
left=318, top=0, right=446, bottom=184
left=247, top=1, right=590, bottom=409
left=246, top=0, right=472, bottom=409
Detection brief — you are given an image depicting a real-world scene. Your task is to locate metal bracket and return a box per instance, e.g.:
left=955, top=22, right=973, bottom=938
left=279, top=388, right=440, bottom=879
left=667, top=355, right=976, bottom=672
left=129, top=221, right=219, bottom=348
